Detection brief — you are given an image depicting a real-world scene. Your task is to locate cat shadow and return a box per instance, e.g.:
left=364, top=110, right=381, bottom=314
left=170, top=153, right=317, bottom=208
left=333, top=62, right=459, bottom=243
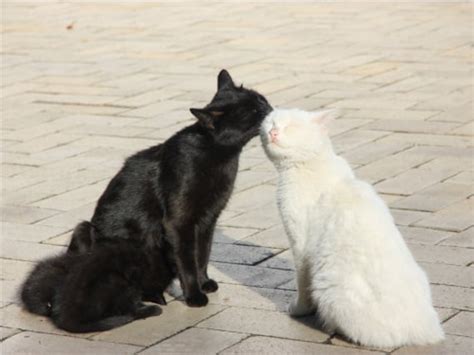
left=202, top=229, right=331, bottom=337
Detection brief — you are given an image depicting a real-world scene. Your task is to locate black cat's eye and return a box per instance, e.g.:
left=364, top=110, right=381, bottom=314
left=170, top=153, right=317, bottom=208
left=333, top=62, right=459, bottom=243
left=252, top=109, right=258, bottom=113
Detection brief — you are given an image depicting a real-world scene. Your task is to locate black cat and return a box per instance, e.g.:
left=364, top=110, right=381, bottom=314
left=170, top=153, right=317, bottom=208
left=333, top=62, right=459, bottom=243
left=20, top=233, right=173, bottom=333
left=67, top=70, right=272, bottom=307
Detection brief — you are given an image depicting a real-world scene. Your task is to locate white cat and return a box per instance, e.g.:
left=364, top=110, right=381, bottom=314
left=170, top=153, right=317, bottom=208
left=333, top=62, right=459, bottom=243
left=260, top=108, right=444, bottom=349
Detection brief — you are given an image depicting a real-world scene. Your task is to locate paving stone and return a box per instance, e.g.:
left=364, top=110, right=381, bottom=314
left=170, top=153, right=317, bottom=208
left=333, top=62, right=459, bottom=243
left=443, top=312, right=474, bottom=338
left=0, top=326, right=20, bottom=342
left=140, top=327, right=246, bottom=355
left=420, top=262, right=473, bottom=288
left=0, top=304, right=90, bottom=338
left=6, top=133, right=81, bottom=154
left=408, top=244, right=473, bottom=266
left=446, top=171, right=474, bottom=185
left=343, top=140, right=412, bottom=166
left=207, top=283, right=295, bottom=312
left=439, top=227, right=474, bottom=248
left=399, top=226, right=454, bottom=245
left=222, top=336, right=383, bottom=354
left=213, top=226, right=259, bottom=244
left=332, top=129, right=388, bottom=154
left=391, top=183, right=472, bottom=212
left=1, top=258, right=35, bottom=304
left=31, top=180, right=109, bottom=211
left=419, top=156, right=474, bottom=174
left=277, top=278, right=297, bottom=291
left=355, top=147, right=436, bottom=184
left=221, top=203, right=281, bottom=229
left=415, top=198, right=474, bottom=232
left=210, top=243, right=281, bottom=265
left=391, top=209, right=431, bottom=226
left=258, top=249, right=295, bottom=270
left=2, top=222, right=69, bottom=243
left=435, top=308, right=459, bottom=323
left=375, top=168, right=457, bottom=195
left=2, top=331, right=140, bottom=354
left=365, top=119, right=459, bottom=135
left=392, top=335, right=473, bottom=355
left=226, top=184, right=276, bottom=212
left=0, top=205, right=61, bottom=224
left=198, top=308, right=329, bottom=343
left=1, top=239, right=65, bottom=262
left=381, top=193, right=404, bottom=206
left=208, top=262, right=293, bottom=289
left=431, top=285, right=474, bottom=311
left=93, top=301, right=225, bottom=346
left=237, top=224, right=289, bottom=249
left=1, top=164, right=33, bottom=178
left=233, top=169, right=275, bottom=193
left=36, top=202, right=96, bottom=228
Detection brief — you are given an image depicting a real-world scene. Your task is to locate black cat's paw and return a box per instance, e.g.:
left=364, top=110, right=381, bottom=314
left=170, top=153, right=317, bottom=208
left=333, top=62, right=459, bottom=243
left=201, top=279, right=218, bottom=293
left=143, top=293, right=167, bottom=305
left=185, top=292, right=208, bottom=307
left=134, top=305, right=162, bottom=319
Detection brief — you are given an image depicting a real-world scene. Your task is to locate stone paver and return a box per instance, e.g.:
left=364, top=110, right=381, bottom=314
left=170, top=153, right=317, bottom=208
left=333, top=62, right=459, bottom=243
left=2, top=332, right=140, bottom=355
left=221, top=336, right=384, bottom=354
left=1, top=1, right=472, bottom=354
left=198, top=307, right=329, bottom=343
left=139, top=328, right=247, bottom=355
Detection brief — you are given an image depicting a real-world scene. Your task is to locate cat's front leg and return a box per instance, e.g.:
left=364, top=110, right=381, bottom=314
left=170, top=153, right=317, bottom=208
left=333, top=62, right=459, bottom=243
left=197, top=221, right=218, bottom=293
left=289, top=260, right=315, bottom=317
left=166, top=222, right=208, bottom=307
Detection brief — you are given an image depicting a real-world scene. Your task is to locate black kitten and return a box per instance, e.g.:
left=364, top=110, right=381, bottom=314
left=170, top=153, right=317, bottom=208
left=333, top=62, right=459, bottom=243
left=68, top=70, right=272, bottom=307
left=20, top=236, right=173, bottom=333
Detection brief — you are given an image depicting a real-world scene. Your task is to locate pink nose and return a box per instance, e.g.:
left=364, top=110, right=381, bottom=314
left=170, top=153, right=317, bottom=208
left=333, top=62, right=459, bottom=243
left=269, top=128, right=278, bottom=141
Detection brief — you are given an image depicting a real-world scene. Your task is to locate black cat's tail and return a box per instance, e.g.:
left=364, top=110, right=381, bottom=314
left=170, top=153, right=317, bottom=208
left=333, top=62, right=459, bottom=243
left=20, top=282, right=52, bottom=317
left=20, top=257, right=67, bottom=317
left=53, top=305, right=162, bottom=333
left=67, top=221, right=95, bottom=254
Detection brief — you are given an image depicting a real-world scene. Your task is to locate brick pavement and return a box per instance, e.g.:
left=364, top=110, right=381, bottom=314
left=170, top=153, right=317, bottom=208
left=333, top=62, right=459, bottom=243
left=1, top=1, right=473, bottom=354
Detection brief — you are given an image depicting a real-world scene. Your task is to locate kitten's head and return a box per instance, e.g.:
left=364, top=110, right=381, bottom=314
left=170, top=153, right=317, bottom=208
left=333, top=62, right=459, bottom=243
left=190, top=70, right=272, bottom=147
left=260, top=108, right=336, bottom=163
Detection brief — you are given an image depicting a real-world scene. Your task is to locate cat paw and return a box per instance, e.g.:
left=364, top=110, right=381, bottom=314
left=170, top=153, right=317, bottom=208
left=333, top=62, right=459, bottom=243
left=185, top=292, right=208, bottom=307
left=201, top=279, right=218, bottom=293
left=288, top=299, right=314, bottom=317
left=135, top=305, right=162, bottom=319
left=143, top=293, right=167, bottom=305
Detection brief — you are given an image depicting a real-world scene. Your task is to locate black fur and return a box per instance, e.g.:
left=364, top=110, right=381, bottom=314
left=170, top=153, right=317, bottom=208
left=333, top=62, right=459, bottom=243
left=68, top=70, right=272, bottom=307
left=20, top=238, right=172, bottom=333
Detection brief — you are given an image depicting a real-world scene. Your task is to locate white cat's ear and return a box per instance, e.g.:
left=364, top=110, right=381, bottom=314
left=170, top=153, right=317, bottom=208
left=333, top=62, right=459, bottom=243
left=310, top=109, right=338, bottom=130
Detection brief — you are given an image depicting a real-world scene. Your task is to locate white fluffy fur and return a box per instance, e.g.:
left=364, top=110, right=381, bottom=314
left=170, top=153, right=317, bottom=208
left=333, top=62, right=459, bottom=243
left=260, top=108, right=444, bottom=349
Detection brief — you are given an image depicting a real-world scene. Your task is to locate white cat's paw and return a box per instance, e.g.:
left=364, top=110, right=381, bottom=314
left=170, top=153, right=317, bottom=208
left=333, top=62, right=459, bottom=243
left=288, top=298, right=313, bottom=317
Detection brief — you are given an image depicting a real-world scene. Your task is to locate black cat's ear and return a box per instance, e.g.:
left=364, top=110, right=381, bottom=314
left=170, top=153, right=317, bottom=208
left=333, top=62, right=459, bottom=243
left=217, top=69, right=235, bottom=90
left=190, top=108, right=223, bottom=130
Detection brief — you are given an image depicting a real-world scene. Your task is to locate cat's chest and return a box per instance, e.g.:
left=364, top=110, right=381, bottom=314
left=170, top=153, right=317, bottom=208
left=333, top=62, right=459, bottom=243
left=194, top=157, right=238, bottom=204
left=276, top=175, right=315, bottom=246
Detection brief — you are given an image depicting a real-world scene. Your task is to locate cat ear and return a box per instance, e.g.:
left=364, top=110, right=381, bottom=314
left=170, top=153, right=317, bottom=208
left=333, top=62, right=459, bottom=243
left=217, top=69, right=235, bottom=90
left=310, top=109, right=338, bottom=130
left=190, top=108, right=224, bottom=130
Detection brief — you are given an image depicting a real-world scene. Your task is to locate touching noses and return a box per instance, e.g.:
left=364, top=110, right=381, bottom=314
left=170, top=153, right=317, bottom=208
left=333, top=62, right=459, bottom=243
left=269, top=128, right=278, bottom=142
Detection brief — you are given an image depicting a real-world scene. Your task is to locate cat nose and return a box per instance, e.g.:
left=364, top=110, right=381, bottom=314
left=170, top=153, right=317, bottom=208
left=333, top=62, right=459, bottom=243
left=269, top=128, right=278, bottom=142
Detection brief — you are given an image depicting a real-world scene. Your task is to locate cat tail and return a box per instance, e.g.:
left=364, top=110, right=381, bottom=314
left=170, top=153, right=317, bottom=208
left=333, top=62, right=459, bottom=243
left=67, top=221, right=95, bottom=254
left=19, top=281, right=52, bottom=317
left=53, top=305, right=162, bottom=333
left=19, top=257, right=65, bottom=317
